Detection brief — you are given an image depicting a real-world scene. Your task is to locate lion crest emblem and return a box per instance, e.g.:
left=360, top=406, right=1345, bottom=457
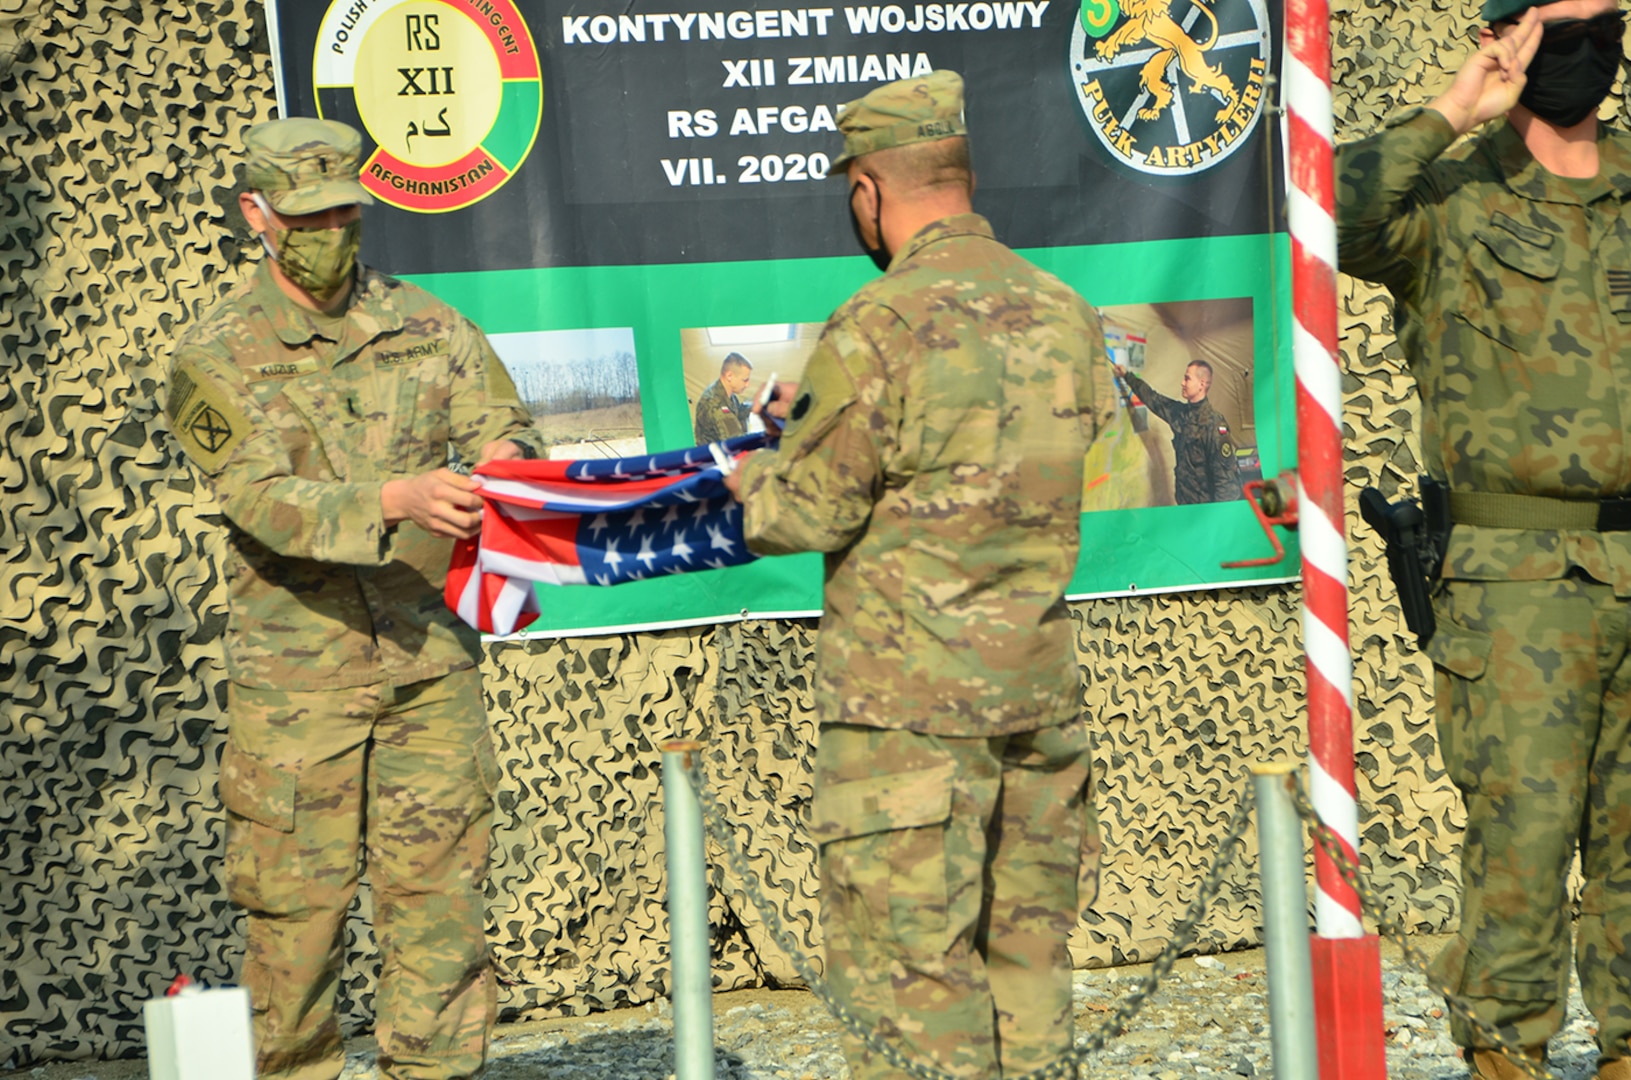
left=1069, top=0, right=1272, bottom=177
left=1095, top=0, right=1239, bottom=122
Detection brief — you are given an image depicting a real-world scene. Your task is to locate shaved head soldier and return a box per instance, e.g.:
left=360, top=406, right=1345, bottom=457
left=693, top=351, right=754, bottom=444
left=726, top=71, right=1116, bottom=1080
left=165, top=118, right=543, bottom=1080
left=1114, top=356, right=1243, bottom=504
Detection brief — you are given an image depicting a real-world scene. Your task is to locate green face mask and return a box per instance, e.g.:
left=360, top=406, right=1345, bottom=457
left=270, top=220, right=361, bottom=301
left=254, top=195, right=361, bottom=302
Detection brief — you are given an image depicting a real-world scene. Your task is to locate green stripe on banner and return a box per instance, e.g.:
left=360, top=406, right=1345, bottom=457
left=487, top=81, right=541, bottom=172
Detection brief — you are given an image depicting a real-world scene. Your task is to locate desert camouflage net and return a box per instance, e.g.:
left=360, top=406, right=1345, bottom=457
left=0, top=0, right=1536, bottom=1067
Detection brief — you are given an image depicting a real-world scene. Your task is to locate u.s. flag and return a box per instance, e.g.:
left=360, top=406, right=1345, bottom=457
left=446, top=433, right=770, bottom=634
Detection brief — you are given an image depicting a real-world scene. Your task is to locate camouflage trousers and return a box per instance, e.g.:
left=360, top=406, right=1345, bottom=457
left=1428, top=576, right=1631, bottom=1060
left=219, top=668, right=500, bottom=1080
left=812, top=720, right=1100, bottom=1080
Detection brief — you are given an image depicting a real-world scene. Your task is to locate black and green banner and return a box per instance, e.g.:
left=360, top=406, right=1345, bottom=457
left=271, top=0, right=1297, bottom=635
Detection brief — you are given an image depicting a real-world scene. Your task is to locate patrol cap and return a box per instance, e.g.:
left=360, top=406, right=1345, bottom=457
left=830, top=69, right=968, bottom=172
left=244, top=117, right=375, bottom=215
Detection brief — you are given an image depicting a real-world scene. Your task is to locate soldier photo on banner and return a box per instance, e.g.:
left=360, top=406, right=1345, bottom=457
left=1084, top=298, right=1258, bottom=511
left=680, top=323, right=825, bottom=446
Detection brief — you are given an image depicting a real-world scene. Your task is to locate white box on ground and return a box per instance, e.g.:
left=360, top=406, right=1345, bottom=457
left=143, top=984, right=255, bottom=1080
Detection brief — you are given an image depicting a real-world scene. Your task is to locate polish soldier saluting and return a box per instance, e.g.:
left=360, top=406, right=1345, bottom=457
left=165, top=118, right=543, bottom=1080
left=1339, top=2, right=1631, bottom=1077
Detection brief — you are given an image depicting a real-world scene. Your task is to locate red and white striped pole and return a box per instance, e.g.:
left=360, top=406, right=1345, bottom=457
left=1285, top=0, right=1389, bottom=1074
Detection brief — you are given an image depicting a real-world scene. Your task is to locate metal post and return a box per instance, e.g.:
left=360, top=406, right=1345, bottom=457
left=1252, top=764, right=1320, bottom=1080
left=661, top=741, right=716, bottom=1080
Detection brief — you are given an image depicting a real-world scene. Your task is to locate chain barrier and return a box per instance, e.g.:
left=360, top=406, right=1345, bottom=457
left=1285, top=774, right=1560, bottom=1080
left=682, top=755, right=1257, bottom=1080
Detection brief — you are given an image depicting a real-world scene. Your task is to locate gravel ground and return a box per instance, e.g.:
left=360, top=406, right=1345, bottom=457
left=4, top=934, right=1603, bottom=1080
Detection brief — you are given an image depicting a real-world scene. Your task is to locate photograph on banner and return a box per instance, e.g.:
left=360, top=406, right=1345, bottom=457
left=487, top=328, right=645, bottom=460
left=679, top=323, right=824, bottom=447
left=1083, top=299, right=1260, bottom=513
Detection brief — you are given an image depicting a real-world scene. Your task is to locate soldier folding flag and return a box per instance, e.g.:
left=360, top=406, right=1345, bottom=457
left=446, top=434, right=771, bottom=635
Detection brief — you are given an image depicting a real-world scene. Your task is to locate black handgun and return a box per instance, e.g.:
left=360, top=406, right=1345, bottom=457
left=1359, top=486, right=1443, bottom=649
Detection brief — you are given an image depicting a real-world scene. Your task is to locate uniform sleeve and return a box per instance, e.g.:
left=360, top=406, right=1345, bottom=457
left=1078, top=303, right=1118, bottom=447
left=166, top=346, right=393, bottom=565
left=447, top=317, right=545, bottom=459
left=1123, top=372, right=1181, bottom=424
left=1207, top=422, right=1243, bottom=502
left=1336, top=107, right=1458, bottom=296
left=736, top=310, right=898, bottom=556
left=693, top=392, right=719, bottom=445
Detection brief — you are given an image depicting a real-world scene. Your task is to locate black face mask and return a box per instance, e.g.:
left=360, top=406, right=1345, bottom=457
left=849, top=180, right=891, bottom=272
left=1518, top=14, right=1625, bottom=128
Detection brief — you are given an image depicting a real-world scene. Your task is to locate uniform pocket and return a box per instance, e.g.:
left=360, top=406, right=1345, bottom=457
left=1455, top=212, right=1562, bottom=354
left=811, top=762, right=955, bottom=842
left=472, top=734, right=502, bottom=798
left=1425, top=589, right=1494, bottom=791
left=1424, top=600, right=1494, bottom=681
left=218, top=742, right=295, bottom=832
left=813, top=763, right=955, bottom=959
left=217, top=743, right=305, bottom=915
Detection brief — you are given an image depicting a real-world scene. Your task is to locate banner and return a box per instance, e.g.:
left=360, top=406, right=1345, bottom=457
left=269, top=0, right=1297, bottom=635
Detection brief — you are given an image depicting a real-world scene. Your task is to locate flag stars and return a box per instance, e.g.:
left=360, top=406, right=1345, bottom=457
left=706, top=524, right=736, bottom=555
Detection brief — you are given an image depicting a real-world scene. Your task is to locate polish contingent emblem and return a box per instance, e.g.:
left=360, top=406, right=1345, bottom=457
left=313, top=0, right=542, bottom=212
left=1069, top=0, right=1271, bottom=176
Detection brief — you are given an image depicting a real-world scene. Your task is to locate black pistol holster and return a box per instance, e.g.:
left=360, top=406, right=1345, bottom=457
left=1358, top=477, right=1450, bottom=649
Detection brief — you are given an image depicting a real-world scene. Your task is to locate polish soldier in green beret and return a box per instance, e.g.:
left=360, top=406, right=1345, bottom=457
left=165, top=117, right=543, bottom=1080
left=1338, top=1, right=1631, bottom=1077
left=726, top=70, right=1116, bottom=1080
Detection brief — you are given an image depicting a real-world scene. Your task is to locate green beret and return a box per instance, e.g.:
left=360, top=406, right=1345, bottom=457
left=245, top=118, right=374, bottom=215
left=1481, top=0, right=1541, bottom=20
left=831, top=69, right=968, bottom=173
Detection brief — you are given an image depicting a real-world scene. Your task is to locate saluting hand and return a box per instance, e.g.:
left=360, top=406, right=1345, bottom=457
left=381, top=469, right=487, bottom=539
left=1429, top=8, right=1544, bottom=136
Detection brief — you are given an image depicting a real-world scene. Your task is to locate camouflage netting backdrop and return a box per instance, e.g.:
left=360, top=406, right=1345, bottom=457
left=5, top=0, right=1571, bottom=1066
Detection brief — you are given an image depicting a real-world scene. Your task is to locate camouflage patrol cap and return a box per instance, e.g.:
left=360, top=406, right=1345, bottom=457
left=831, top=70, right=968, bottom=172
left=244, top=118, right=375, bottom=215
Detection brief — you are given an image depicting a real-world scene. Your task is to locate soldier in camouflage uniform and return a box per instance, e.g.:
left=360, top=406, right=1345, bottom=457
left=1114, top=359, right=1242, bottom=503
left=165, top=118, right=543, bottom=1080
left=692, top=352, right=754, bottom=444
left=725, top=71, right=1117, bottom=1080
left=1337, top=3, right=1631, bottom=1076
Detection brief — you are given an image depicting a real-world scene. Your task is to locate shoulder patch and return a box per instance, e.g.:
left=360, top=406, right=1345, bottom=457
left=167, top=362, right=250, bottom=473
left=790, top=393, right=813, bottom=423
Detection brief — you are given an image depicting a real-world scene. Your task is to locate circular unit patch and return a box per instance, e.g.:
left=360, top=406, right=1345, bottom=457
left=314, top=0, right=541, bottom=213
left=1068, top=0, right=1271, bottom=177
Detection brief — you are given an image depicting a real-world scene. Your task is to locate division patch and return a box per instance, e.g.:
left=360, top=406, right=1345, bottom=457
left=1068, top=0, right=1272, bottom=177
left=314, top=0, right=543, bottom=213
left=167, top=363, right=249, bottom=471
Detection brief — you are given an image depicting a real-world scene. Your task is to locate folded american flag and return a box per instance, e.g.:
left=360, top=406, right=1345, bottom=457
left=446, top=433, right=771, bottom=634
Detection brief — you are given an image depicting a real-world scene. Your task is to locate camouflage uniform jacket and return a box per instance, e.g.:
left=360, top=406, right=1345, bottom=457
left=166, top=262, right=542, bottom=691
left=1338, top=108, right=1631, bottom=594
left=738, top=214, right=1116, bottom=737
left=1122, top=373, right=1241, bottom=504
left=693, top=378, right=750, bottom=444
